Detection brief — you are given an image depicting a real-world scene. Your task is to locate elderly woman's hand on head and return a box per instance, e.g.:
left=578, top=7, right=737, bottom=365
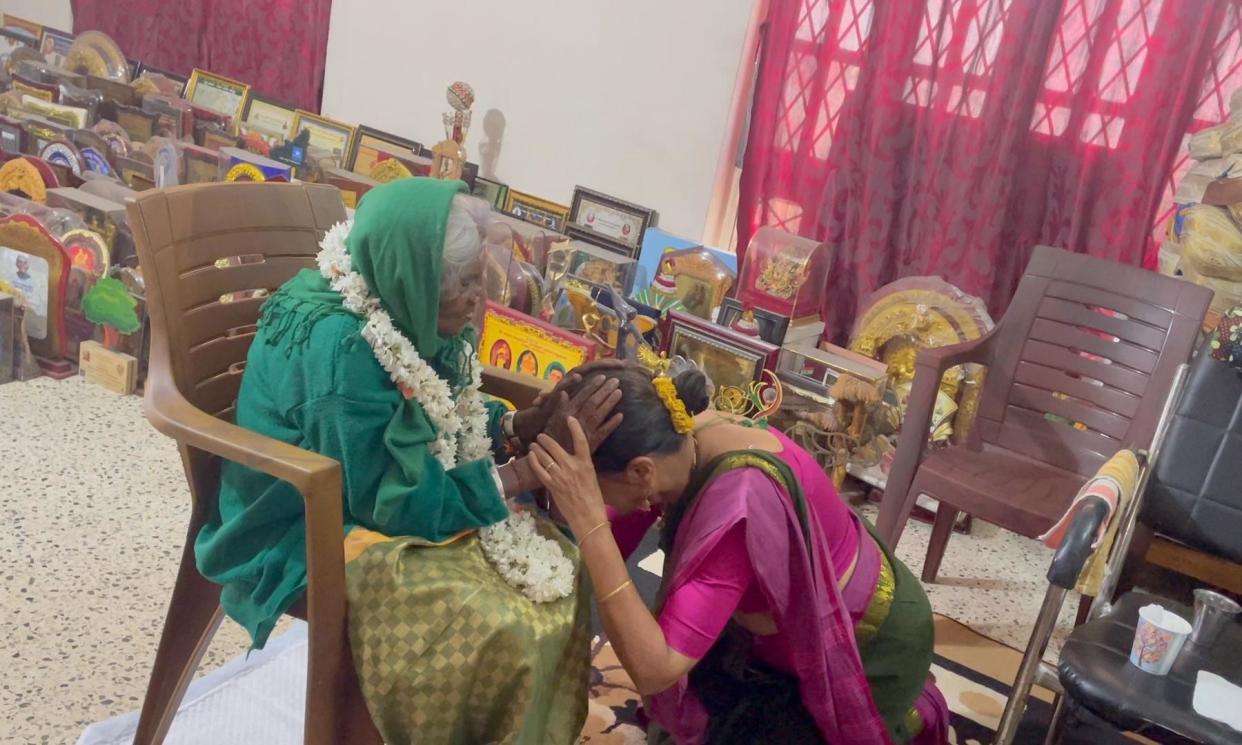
left=529, top=418, right=610, bottom=532
left=511, top=359, right=627, bottom=448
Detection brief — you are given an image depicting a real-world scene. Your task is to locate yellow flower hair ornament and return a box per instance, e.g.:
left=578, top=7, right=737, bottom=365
left=653, top=375, right=695, bottom=435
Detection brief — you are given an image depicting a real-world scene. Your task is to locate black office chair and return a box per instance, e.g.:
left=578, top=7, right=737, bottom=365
left=996, top=343, right=1242, bottom=745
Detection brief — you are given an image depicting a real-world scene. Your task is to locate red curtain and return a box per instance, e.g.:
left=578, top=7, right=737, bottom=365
left=70, top=0, right=332, bottom=112
left=739, top=0, right=1242, bottom=341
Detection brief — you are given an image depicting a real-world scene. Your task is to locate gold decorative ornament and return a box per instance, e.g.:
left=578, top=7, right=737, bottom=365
left=756, top=253, right=811, bottom=300
left=849, top=278, right=992, bottom=442
left=61, top=228, right=111, bottom=275
left=64, top=31, right=130, bottom=81
left=0, top=158, right=48, bottom=203
left=225, top=162, right=265, bottom=182
left=369, top=157, right=413, bottom=183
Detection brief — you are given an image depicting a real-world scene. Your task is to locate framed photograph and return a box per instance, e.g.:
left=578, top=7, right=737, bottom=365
left=242, top=95, right=297, bottom=144
left=0, top=214, right=69, bottom=362
left=38, top=27, right=73, bottom=69
left=346, top=125, right=419, bottom=176
left=662, top=310, right=778, bottom=396
left=566, top=186, right=657, bottom=259
left=471, top=176, right=509, bottom=210
left=716, top=298, right=792, bottom=346
left=184, top=68, right=251, bottom=125
left=479, top=301, right=597, bottom=381
left=1, top=15, right=41, bottom=43
left=289, top=110, right=357, bottom=167
left=503, top=189, right=569, bottom=233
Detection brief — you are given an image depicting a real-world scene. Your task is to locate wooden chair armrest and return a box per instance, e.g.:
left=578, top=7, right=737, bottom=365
left=481, top=364, right=551, bottom=410
left=877, top=327, right=999, bottom=544
left=143, top=374, right=341, bottom=495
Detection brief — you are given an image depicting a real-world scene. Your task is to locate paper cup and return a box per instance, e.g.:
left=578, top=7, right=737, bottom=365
left=1130, top=604, right=1192, bottom=675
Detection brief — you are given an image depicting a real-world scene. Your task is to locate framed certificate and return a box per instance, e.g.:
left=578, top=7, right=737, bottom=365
left=503, top=190, right=569, bottom=233
left=566, top=186, right=657, bottom=259
left=38, top=27, right=73, bottom=69
left=184, top=68, right=251, bottom=125
left=289, top=110, right=357, bottom=165
left=346, top=125, right=419, bottom=176
left=242, top=95, right=297, bottom=143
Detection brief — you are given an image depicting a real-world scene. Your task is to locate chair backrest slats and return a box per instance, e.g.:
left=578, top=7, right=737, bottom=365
left=974, top=246, right=1211, bottom=476
left=130, top=182, right=346, bottom=420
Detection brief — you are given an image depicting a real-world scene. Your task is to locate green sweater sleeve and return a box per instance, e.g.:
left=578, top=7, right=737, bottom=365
left=292, top=393, right=507, bottom=542
left=290, top=326, right=508, bottom=542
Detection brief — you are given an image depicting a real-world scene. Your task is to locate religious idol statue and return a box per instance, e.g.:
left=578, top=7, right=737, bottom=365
left=431, top=81, right=474, bottom=181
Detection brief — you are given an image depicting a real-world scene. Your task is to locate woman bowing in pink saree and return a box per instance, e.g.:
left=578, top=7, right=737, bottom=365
left=529, top=364, right=948, bottom=745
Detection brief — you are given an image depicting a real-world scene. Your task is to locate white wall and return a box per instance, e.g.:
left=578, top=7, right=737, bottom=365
left=6, top=0, right=753, bottom=239
left=322, top=1, right=753, bottom=240
left=1, top=0, right=72, bottom=31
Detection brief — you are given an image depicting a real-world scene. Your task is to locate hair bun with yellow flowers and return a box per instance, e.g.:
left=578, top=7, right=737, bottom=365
left=653, top=375, right=696, bottom=434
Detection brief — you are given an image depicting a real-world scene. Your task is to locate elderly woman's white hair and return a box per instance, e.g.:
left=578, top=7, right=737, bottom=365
left=440, top=193, right=492, bottom=294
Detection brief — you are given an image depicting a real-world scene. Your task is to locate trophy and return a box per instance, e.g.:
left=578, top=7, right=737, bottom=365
left=431, top=81, right=473, bottom=181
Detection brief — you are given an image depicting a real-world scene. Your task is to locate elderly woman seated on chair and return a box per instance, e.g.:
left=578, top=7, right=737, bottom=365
left=195, top=178, right=621, bottom=745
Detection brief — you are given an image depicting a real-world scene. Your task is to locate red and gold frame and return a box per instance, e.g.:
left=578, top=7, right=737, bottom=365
left=661, top=310, right=778, bottom=395
left=479, top=301, right=597, bottom=382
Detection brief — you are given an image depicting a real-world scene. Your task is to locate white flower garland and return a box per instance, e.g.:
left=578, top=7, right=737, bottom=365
left=479, top=510, right=577, bottom=602
left=316, top=221, right=573, bottom=602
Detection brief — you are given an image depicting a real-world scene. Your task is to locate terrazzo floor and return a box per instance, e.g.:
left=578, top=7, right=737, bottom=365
left=1, top=376, right=1078, bottom=745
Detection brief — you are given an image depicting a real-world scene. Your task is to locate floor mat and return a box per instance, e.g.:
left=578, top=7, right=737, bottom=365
left=77, top=616, right=1135, bottom=745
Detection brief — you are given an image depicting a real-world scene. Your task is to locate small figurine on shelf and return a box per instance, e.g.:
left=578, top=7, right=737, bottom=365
left=829, top=373, right=882, bottom=442
left=431, top=81, right=473, bottom=182
left=729, top=307, right=761, bottom=337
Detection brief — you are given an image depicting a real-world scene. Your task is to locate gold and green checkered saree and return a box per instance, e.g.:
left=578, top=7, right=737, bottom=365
left=344, top=524, right=592, bottom=744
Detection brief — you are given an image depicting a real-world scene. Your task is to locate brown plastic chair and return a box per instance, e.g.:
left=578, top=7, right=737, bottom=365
left=129, top=181, right=549, bottom=745
left=875, top=245, right=1212, bottom=584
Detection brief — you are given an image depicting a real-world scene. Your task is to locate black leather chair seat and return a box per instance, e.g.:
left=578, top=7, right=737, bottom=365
left=1059, top=591, right=1242, bottom=744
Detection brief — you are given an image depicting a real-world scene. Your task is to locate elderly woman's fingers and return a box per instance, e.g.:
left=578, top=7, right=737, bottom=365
left=591, top=413, right=624, bottom=450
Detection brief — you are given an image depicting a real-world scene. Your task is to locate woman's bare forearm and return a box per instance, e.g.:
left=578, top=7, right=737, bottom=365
left=578, top=529, right=696, bottom=695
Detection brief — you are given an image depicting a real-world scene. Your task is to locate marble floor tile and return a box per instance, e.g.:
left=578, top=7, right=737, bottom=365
left=0, top=377, right=1075, bottom=744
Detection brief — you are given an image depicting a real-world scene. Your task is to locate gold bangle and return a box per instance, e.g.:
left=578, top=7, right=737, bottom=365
left=578, top=520, right=610, bottom=545
left=597, top=579, right=633, bottom=604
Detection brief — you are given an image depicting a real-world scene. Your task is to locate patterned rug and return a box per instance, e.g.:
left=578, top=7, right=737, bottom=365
left=580, top=615, right=1137, bottom=744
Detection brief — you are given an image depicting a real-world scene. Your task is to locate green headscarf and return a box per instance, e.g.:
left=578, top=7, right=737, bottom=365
left=262, top=177, right=471, bottom=386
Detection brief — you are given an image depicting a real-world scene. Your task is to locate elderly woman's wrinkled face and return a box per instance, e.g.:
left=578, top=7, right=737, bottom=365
left=438, top=255, right=485, bottom=335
